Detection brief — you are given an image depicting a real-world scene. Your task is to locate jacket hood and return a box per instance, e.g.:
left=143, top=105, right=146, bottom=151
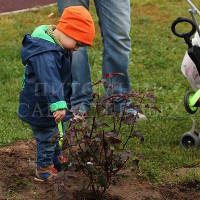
left=21, top=25, right=63, bottom=65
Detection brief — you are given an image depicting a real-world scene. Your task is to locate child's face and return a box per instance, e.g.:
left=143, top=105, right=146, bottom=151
left=60, top=33, right=84, bottom=51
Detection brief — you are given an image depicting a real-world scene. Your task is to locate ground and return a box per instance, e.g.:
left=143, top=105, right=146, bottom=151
left=0, top=141, right=200, bottom=200
left=0, top=0, right=56, bottom=13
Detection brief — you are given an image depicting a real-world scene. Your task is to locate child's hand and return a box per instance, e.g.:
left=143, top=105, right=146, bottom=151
left=53, top=109, right=66, bottom=123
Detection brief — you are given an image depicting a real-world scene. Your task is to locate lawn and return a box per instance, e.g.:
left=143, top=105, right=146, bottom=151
left=0, top=0, right=200, bottom=184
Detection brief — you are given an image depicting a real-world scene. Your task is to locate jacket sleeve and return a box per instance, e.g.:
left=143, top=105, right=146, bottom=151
left=29, top=52, right=67, bottom=113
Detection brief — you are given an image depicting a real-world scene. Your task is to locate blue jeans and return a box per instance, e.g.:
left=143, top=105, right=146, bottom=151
left=57, top=0, right=131, bottom=113
left=31, top=123, right=66, bottom=168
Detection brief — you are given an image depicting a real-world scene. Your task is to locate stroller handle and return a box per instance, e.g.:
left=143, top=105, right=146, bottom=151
left=171, top=17, right=196, bottom=47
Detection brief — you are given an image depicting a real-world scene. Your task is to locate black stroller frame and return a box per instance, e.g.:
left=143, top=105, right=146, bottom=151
left=171, top=0, right=200, bottom=148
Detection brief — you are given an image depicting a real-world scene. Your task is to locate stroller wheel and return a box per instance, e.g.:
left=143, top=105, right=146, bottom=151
left=184, top=91, right=198, bottom=114
left=180, top=131, right=200, bottom=148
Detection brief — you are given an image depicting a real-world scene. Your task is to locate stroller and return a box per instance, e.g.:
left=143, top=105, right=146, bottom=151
left=171, top=0, right=200, bottom=148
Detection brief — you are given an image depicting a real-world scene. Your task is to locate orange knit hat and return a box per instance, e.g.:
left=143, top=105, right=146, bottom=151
left=56, top=6, right=95, bottom=46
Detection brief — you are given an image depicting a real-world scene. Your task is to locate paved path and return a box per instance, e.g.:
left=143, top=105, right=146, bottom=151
left=0, top=0, right=57, bottom=14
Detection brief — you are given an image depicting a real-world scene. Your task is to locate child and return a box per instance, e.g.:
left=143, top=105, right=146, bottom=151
left=18, top=6, right=95, bottom=183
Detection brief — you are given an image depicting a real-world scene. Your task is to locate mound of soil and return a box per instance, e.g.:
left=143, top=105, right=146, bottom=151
left=0, top=140, right=200, bottom=199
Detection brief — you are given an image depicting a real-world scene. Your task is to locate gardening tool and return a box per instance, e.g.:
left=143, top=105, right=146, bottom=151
left=58, top=122, right=64, bottom=149
left=180, top=118, right=200, bottom=148
left=171, top=1, right=200, bottom=115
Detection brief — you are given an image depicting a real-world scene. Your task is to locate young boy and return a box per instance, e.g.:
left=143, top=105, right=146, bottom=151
left=18, top=6, right=95, bottom=183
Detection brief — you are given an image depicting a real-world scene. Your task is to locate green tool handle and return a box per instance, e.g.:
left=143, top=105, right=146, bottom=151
left=58, top=122, right=64, bottom=149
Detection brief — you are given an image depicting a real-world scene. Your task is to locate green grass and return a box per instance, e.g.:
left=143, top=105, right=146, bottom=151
left=1, top=0, right=200, bottom=183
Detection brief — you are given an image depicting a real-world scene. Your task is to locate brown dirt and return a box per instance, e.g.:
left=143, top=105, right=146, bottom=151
left=0, top=140, right=200, bottom=199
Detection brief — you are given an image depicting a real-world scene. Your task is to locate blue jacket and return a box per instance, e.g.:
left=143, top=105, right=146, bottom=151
left=18, top=25, right=72, bottom=128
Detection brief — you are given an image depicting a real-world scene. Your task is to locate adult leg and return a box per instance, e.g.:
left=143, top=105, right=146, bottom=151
left=94, top=0, right=132, bottom=111
left=57, top=0, right=92, bottom=113
left=94, top=1, right=146, bottom=121
left=57, top=0, right=89, bottom=14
